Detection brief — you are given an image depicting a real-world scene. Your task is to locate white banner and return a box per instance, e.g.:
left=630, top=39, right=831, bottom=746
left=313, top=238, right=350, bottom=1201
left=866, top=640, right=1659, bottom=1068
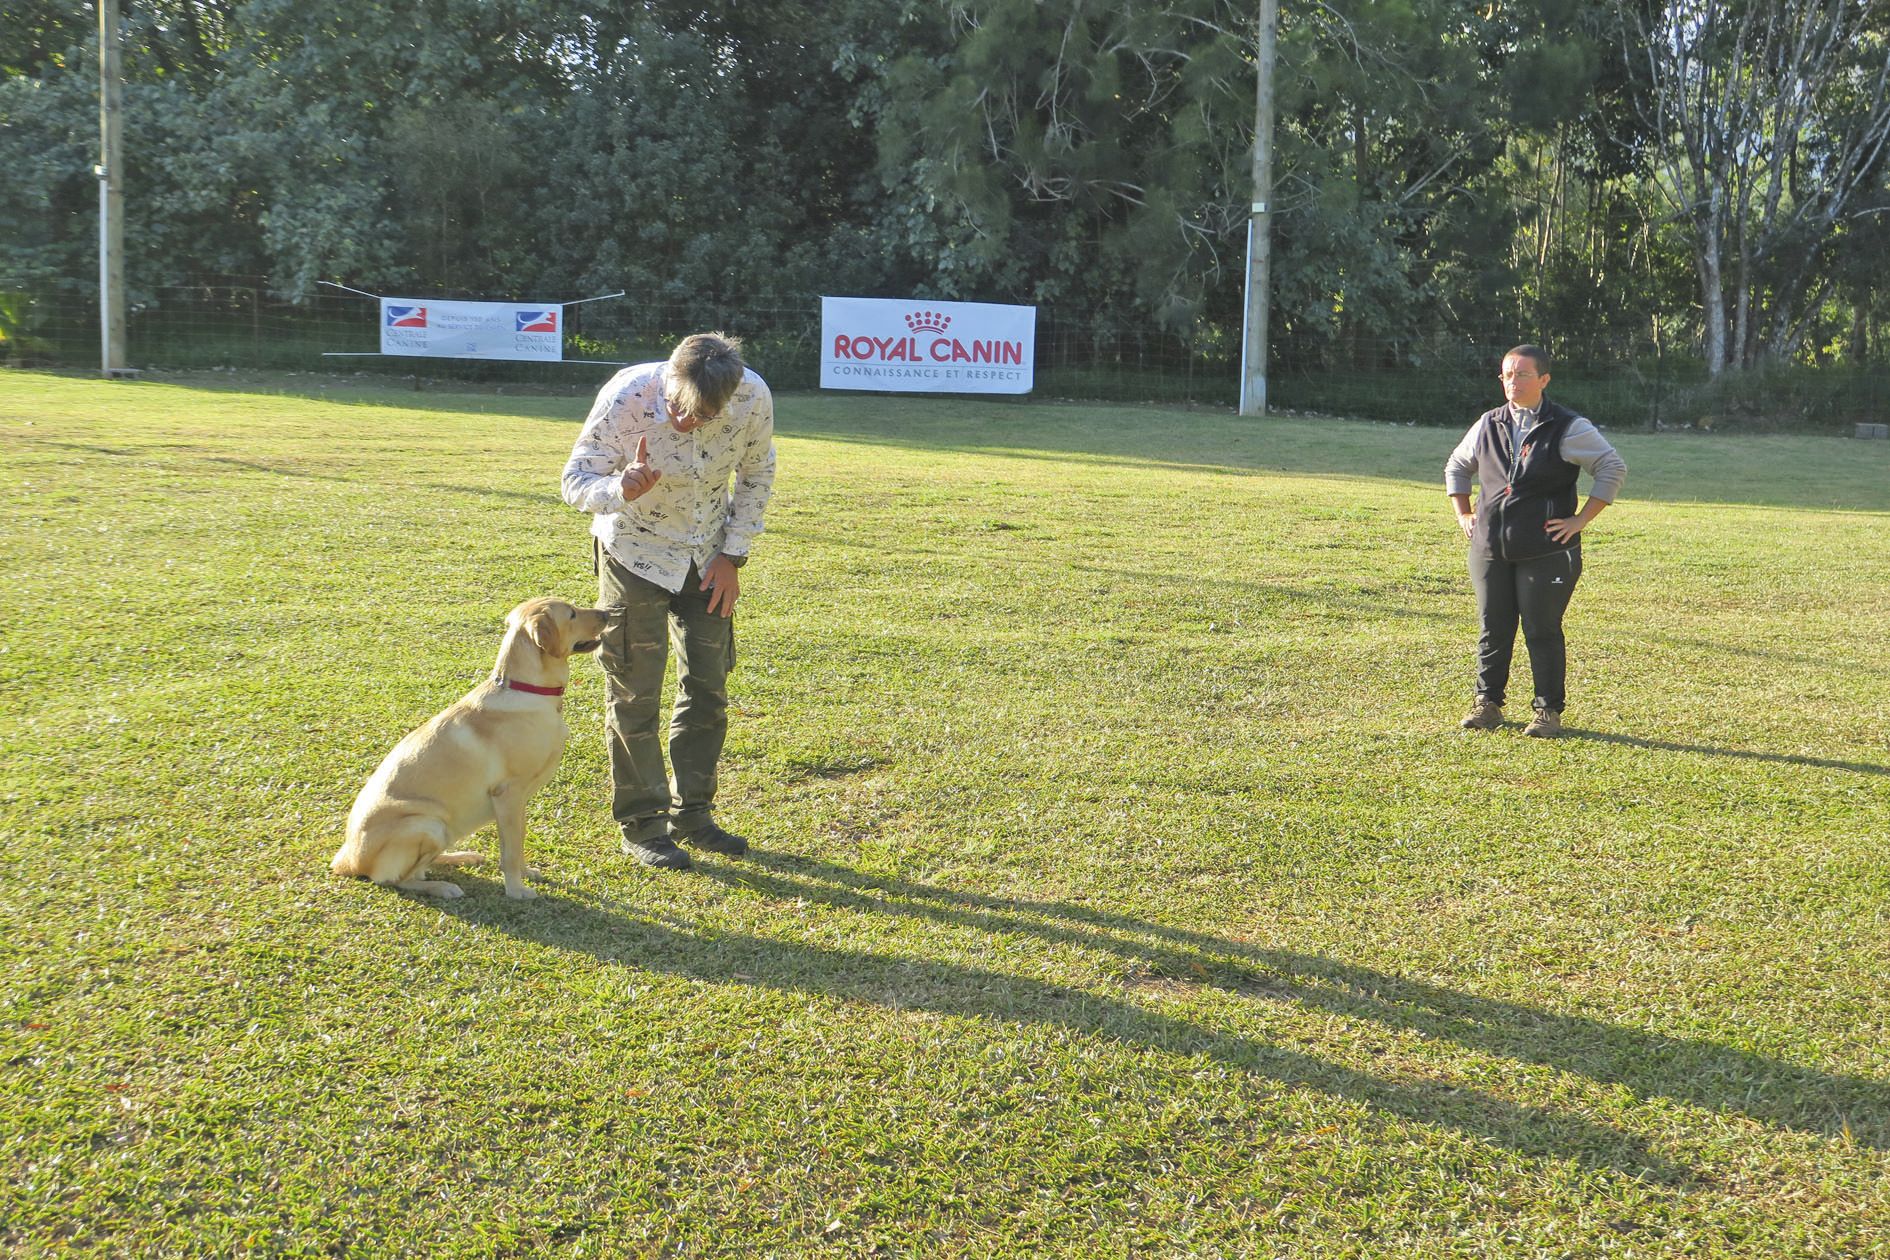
left=820, top=296, right=1035, bottom=394
left=378, top=298, right=564, bottom=361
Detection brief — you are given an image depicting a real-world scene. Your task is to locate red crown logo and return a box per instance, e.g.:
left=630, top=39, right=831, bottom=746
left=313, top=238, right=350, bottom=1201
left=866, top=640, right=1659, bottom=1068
left=904, top=310, right=951, bottom=334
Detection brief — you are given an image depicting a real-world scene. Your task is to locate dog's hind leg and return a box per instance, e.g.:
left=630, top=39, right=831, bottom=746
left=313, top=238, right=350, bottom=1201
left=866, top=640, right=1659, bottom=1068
left=363, top=816, right=465, bottom=899
left=431, top=851, right=485, bottom=867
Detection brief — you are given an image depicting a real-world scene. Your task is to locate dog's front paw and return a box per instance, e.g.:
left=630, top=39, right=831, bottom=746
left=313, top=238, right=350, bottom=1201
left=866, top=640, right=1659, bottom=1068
left=505, top=884, right=540, bottom=901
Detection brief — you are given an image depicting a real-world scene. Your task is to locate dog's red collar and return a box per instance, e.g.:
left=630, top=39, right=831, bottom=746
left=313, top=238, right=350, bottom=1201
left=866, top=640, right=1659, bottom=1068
left=494, top=677, right=564, bottom=697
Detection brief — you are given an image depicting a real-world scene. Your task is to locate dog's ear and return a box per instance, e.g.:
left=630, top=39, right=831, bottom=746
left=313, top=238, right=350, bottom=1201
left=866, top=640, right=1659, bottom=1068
left=524, top=607, right=563, bottom=657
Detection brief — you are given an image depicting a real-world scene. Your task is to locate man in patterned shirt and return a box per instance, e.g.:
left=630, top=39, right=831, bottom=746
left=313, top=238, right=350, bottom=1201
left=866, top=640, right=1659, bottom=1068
left=561, top=333, right=776, bottom=869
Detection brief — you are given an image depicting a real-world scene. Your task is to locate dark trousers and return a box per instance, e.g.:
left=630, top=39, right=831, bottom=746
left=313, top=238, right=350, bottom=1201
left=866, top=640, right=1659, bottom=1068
left=1469, top=545, right=1581, bottom=712
left=598, top=556, right=735, bottom=843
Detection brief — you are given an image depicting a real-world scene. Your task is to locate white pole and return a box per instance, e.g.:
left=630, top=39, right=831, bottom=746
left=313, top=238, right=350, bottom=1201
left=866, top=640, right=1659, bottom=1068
left=1239, top=0, right=1278, bottom=417
left=97, top=170, right=109, bottom=371
left=1237, top=217, right=1253, bottom=395
left=98, top=0, right=126, bottom=376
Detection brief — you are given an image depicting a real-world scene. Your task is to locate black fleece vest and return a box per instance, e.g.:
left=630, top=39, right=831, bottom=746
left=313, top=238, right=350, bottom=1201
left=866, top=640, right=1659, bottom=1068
left=1471, top=399, right=1581, bottom=561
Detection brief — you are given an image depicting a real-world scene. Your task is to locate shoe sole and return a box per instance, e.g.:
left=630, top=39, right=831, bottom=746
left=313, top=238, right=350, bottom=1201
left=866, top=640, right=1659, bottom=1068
left=676, top=830, right=748, bottom=856
left=623, top=844, right=693, bottom=869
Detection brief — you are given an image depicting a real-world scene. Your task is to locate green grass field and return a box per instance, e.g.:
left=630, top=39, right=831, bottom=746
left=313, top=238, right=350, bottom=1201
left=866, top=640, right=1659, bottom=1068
left=2, top=369, right=1887, bottom=1257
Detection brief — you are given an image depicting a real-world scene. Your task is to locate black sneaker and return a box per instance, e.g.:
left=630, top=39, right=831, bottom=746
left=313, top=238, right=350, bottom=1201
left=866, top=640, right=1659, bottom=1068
left=622, top=836, right=694, bottom=869
left=676, top=822, right=749, bottom=856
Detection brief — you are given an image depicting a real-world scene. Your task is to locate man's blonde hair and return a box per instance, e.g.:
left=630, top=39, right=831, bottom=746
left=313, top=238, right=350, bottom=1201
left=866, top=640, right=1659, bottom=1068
left=666, top=333, right=746, bottom=420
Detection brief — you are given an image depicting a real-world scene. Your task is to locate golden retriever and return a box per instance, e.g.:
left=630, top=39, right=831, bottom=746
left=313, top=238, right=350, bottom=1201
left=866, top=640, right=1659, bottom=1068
left=331, top=597, right=611, bottom=899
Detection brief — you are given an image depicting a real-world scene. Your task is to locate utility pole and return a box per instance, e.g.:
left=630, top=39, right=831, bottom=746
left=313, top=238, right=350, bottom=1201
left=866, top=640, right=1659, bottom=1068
left=97, top=0, right=127, bottom=377
left=1238, top=0, right=1278, bottom=417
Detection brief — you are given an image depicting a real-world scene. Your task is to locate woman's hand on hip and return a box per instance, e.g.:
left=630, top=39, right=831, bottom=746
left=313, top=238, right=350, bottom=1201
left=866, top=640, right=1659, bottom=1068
left=1544, top=516, right=1584, bottom=545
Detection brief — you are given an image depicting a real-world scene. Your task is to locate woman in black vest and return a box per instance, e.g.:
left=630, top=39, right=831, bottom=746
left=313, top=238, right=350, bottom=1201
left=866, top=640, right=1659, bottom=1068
left=1444, top=345, right=1626, bottom=737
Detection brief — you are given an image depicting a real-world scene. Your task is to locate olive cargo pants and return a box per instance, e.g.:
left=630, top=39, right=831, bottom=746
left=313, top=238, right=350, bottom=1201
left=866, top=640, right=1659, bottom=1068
left=598, top=555, right=734, bottom=843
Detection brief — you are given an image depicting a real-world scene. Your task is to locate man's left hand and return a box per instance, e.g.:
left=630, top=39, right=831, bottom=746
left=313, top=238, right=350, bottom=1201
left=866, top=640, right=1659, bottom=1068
left=1544, top=517, right=1585, bottom=545
left=700, top=554, right=740, bottom=617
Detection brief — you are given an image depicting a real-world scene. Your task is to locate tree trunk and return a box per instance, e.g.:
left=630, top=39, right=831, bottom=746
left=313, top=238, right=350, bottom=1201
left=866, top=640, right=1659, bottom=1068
left=1346, top=105, right=1367, bottom=365
left=1733, top=234, right=1751, bottom=369
left=1697, top=205, right=1728, bottom=376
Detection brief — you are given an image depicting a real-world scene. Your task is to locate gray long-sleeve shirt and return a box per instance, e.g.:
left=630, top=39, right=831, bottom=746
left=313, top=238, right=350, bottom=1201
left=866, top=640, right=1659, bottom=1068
left=1444, top=403, right=1626, bottom=503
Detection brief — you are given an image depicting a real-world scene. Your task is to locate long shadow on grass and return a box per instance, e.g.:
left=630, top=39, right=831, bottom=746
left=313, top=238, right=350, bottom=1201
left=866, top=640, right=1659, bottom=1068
left=1562, top=729, right=1889, bottom=776
left=685, top=855, right=1889, bottom=1153
left=1619, top=630, right=1890, bottom=681
left=440, top=879, right=1684, bottom=1182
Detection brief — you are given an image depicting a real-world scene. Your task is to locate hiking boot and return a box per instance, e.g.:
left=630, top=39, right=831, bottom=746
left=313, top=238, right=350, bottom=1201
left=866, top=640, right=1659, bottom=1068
left=1523, top=707, right=1563, bottom=738
left=676, top=821, right=748, bottom=856
left=622, top=835, right=694, bottom=870
left=1459, top=696, right=1504, bottom=731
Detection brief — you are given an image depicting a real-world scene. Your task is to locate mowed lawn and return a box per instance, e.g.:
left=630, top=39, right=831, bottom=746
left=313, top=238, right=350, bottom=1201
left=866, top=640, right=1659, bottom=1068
left=2, top=369, right=1887, bottom=1258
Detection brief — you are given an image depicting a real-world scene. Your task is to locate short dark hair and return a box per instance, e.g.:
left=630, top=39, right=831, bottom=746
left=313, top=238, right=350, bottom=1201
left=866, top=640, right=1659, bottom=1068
left=1505, top=344, right=1551, bottom=375
left=666, top=332, right=746, bottom=419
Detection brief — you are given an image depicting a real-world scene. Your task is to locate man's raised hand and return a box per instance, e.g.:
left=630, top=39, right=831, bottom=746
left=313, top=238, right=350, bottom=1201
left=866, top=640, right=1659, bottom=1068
left=620, top=434, right=662, bottom=500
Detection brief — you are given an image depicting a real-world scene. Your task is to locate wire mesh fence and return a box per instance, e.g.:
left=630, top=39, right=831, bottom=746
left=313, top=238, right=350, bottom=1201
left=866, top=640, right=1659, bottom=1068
left=4, top=275, right=1885, bottom=434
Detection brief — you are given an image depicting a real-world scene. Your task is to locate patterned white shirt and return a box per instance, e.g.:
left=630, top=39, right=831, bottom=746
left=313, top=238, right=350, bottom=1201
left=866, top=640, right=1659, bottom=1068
left=561, top=362, right=776, bottom=593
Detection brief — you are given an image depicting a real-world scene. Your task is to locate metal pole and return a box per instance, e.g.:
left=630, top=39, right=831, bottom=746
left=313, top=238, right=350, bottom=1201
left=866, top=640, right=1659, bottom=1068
left=1239, top=0, right=1278, bottom=417
left=97, top=0, right=126, bottom=376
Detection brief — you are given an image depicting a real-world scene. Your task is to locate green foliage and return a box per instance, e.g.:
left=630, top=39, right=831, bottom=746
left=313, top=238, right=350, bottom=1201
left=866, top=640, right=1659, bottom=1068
left=873, top=1, right=1253, bottom=326
left=0, top=49, right=97, bottom=291
left=1620, top=0, right=1890, bottom=373
left=0, top=290, right=53, bottom=363
left=383, top=100, right=531, bottom=292
left=0, top=0, right=92, bottom=80
left=3, top=1, right=1888, bottom=378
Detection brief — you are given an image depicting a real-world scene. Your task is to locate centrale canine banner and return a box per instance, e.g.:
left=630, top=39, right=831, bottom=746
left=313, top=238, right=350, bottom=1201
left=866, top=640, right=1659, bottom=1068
left=378, top=298, right=564, bottom=362
left=820, top=296, right=1036, bottom=394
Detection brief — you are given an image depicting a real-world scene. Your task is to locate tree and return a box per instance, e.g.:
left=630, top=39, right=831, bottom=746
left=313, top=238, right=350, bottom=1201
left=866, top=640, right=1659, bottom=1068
left=868, top=0, right=1651, bottom=367
left=7, top=0, right=1881, bottom=379
left=869, top=1, right=1258, bottom=326
left=1618, top=0, right=1890, bottom=373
